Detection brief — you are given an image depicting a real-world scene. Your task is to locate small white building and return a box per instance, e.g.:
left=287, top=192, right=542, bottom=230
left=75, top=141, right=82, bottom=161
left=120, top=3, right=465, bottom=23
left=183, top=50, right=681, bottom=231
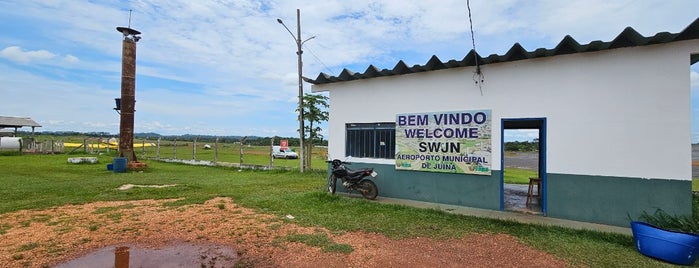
left=310, top=18, right=699, bottom=226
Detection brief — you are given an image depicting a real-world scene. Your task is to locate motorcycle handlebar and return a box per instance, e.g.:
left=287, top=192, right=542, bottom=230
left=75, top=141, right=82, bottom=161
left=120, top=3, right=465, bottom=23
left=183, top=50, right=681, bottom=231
left=326, top=159, right=351, bottom=165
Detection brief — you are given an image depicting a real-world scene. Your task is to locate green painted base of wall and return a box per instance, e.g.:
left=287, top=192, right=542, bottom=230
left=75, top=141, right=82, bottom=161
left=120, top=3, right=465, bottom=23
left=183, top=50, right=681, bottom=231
left=547, top=173, right=692, bottom=226
left=329, top=164, right=692, bottom=227
left=331, top=163, right=501, bottom=210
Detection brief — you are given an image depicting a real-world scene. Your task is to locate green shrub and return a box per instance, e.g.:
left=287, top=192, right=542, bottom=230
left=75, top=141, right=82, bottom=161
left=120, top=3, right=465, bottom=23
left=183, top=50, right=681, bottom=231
left=637, top=193, right=699, bottom=234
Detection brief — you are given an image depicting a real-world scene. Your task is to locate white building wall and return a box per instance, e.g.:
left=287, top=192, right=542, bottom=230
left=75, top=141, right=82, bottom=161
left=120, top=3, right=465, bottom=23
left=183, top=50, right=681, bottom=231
left=313, top=40, right=699, bottom=181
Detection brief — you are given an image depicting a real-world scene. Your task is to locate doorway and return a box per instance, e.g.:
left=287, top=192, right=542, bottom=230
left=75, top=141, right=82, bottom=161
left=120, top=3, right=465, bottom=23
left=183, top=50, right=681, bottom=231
left=501, top=118, right=546, bottom=215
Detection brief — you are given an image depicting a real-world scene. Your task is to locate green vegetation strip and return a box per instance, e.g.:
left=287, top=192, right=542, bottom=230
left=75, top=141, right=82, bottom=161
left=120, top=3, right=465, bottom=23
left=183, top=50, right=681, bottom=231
left=0, top=223, right=11, bottom=235
left=285, top=233, right=353, bottom=253
left=504, top=167, right=538, bottom=184
left=0, top=154, right=686, bottom=267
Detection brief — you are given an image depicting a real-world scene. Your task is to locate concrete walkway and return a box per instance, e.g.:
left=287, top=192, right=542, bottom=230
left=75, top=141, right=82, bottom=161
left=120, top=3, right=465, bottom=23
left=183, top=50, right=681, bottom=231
left=369, top=195, right=632, bottom=236
left=503, top=183, right=542, bottom=213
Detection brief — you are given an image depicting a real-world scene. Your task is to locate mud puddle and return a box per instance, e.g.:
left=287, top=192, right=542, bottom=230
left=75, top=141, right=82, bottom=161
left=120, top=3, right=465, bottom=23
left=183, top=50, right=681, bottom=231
left=56, top=242, right=237, bottom=268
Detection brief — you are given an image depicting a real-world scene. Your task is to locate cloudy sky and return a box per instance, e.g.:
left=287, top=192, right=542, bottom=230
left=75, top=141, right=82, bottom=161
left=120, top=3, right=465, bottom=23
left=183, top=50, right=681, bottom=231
left=0, top=0, right=697, bottom=141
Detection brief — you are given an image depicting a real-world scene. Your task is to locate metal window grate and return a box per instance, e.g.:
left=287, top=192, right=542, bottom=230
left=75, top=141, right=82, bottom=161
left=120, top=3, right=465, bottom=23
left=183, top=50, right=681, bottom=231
left=345, top=122, right=395, bottom=159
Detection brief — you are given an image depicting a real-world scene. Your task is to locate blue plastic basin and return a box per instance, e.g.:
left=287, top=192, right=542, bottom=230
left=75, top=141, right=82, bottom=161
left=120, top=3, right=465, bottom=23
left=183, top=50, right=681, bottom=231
left=631, top=221, right=699, bottom=265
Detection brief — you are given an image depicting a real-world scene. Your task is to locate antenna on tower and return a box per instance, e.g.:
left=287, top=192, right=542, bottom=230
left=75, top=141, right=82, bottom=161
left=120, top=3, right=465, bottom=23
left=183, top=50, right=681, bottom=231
left=117, top=9, right=141, bottom=42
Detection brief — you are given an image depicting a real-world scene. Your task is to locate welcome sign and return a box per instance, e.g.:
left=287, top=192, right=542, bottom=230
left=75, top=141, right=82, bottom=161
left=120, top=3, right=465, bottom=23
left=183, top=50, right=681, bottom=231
left=395, top=110, right=492, bottom=175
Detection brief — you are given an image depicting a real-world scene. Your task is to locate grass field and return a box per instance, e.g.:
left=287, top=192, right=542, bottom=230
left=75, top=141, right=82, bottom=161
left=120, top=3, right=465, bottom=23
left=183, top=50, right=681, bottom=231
left=503, top=167, right=537, bottom=184
left=0, top=153, right=687, bottom=267
left=130, top=140, right=330, bottom=169
left=20, top=135, right=330, bottom=170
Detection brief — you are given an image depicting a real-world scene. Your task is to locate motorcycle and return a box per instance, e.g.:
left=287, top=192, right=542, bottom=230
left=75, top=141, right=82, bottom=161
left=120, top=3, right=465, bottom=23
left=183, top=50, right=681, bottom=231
left=327, top=159, right=379, bottom=200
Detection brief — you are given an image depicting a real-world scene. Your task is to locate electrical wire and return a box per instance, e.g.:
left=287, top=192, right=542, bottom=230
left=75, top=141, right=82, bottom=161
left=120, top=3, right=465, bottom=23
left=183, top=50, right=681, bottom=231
left=304, top=43, right=337, bottom=76
left=467, top=0, right=484, bottom=95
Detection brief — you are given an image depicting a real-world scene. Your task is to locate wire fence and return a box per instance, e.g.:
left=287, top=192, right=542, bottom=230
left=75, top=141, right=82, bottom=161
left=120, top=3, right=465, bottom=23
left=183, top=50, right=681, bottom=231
left=15, top=136, right=328, bottom=170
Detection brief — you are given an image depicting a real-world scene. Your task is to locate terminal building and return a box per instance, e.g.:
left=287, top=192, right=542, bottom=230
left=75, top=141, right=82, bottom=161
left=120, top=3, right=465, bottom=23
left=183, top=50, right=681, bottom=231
left=309, top=18, right=699, bottom=227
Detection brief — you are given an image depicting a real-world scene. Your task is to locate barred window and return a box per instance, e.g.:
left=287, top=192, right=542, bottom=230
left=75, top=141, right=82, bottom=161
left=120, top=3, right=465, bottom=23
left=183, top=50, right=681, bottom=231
left=345, top=122, right=395, bottom=159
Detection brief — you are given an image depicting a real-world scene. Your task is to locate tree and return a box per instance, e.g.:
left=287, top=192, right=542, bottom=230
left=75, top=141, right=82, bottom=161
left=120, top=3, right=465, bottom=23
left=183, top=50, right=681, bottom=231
left=298, top=93, right=329, bottom=170
left=504, top=140, right=539, bottom=152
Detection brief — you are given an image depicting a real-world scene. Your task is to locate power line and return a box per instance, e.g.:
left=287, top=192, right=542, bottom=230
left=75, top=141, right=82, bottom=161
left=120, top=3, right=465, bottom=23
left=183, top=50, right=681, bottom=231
left=467, top=0, right=484, bottom=95
left=303, top=43, right=337, bottom=75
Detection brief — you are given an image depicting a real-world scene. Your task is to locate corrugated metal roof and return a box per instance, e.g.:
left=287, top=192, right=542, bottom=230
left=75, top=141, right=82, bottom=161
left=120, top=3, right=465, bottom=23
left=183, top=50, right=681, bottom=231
left=308, top=17, right=699, bottom=85
left=0, top=116, right=42, bottom=128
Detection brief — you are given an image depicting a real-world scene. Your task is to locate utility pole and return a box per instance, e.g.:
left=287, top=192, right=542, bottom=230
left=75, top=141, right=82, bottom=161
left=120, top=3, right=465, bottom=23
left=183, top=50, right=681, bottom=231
left=295, top=9, right=305, bottom=172
left=277, top=9, right=315, bottom=172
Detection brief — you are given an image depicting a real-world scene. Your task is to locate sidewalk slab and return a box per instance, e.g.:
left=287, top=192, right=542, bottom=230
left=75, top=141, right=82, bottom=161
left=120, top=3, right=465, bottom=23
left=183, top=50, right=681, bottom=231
left=373, top=196, right=632, bottom=235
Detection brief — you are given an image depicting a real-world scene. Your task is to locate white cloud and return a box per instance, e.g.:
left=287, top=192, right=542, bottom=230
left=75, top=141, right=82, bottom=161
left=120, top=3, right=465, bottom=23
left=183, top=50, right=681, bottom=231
left=462, top=0, right=699, bottom=55
left=0, top=46, right=86, bottom=67
left=0, top=46, right=55, bottom=63
left=64, top=54, right=79, bottom=63
left=504, top=129, right=539, bottom=142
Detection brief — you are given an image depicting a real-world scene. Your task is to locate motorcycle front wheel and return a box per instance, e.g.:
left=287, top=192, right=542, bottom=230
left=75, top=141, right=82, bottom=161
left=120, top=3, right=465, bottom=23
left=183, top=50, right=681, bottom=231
left=327, top=174, right=337, bottom=194
left=359, top=180, right=378, bottom=200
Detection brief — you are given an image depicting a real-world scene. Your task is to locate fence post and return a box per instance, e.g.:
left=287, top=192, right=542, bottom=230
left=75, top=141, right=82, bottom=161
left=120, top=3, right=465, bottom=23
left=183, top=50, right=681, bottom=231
left=173, top=139, right=177, bottom=159
left=269, top=136, right=274, bottom=168
left=214, top=137, right=219, bottom=164
left=308, top=143, right=313, bottom=170
left=239, top=137, right=247, bottom=170
left=51, top=138, right=55, bottom=154
left=83, top=138, right=87, bottom=153
left=156, top=138, right=161, bottom=159
left=142, top=138, right=146, bottom=159
left=193, top=137, right=197, bottom=160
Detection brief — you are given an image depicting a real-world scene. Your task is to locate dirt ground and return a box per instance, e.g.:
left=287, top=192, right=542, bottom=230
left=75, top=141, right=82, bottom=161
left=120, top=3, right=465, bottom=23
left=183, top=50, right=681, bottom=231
left=0, top=197, right=570, bottom=268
